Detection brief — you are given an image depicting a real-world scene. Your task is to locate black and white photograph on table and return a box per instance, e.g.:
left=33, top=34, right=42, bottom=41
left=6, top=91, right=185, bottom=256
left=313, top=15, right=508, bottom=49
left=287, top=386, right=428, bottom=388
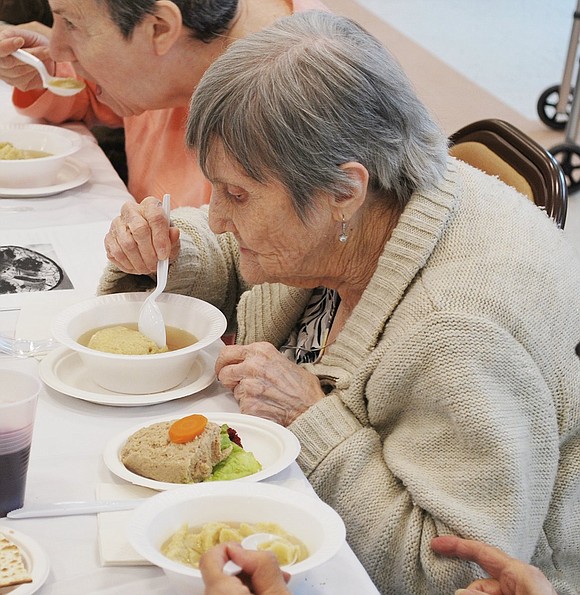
left=0, top=244, right=74, bottom=294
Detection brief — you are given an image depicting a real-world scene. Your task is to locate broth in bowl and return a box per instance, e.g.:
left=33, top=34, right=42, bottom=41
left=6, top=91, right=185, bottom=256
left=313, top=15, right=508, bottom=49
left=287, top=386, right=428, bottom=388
left=0, top=142, right=52, bottom=160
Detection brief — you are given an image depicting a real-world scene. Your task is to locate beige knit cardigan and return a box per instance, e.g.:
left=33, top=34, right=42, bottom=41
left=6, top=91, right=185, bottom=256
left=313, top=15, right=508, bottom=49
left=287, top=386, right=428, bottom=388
left=99, top=158, right=580, bottom=594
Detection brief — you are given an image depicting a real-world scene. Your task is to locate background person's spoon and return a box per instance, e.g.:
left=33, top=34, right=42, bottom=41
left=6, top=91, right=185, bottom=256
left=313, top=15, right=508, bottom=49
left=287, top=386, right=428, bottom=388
left=223, top=533, right=299, bottom=576
left=12, top=49, right=85, bottom=96
left=138, top=193, right=171, bottom=348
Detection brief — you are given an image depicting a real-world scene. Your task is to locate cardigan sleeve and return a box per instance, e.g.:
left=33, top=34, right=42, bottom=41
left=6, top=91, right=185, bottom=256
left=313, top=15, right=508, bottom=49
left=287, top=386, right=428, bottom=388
left=289, top=312, right=559, bottom=594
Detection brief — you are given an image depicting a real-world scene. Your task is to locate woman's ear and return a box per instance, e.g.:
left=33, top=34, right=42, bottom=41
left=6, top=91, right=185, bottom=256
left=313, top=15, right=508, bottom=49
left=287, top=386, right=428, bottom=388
left=330, top=161, right=369, bottom=221
left=148, top=0, right=183, bottom=56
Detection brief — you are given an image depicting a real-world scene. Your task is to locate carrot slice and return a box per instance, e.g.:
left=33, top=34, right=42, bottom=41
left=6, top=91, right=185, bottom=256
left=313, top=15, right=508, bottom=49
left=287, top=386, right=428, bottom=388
left=169, top=414, right=208, bottom=444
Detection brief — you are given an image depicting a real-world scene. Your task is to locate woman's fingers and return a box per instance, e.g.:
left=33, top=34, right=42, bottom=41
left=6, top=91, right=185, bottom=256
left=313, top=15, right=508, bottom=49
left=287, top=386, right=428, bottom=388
left=215, top=343, right=325, bottom=426
left=199, top=544, right=251, bottom=595
left=0, top=30, right=51, bottom=89
left=456, top=581, right=502, bottom=594
left=432, top=536, right=557, bottom=595
left=104, top=197, right=177, bottom=274
left=105, top=207, right=152, bottom=273
left=432, top=536, right=514, bottom=579
left=139, top=197, right=173, bottom=260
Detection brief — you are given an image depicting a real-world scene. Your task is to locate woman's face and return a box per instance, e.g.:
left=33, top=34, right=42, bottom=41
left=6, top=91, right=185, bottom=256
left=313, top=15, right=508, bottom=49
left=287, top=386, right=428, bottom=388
left=206, top=144, right=338, bottom=288
left=48, top=0, right=159, bottom=116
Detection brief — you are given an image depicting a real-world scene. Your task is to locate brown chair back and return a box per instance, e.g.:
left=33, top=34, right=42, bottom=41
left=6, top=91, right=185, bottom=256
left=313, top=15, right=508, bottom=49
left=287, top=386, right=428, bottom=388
left=449, top=119, right=567, bottom=228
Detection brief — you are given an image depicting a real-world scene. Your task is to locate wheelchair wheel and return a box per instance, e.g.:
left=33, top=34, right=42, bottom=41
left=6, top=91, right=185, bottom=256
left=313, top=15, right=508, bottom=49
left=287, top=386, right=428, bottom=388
left=550, top=143, right=580, bottom=193
left=537, top=85, right=573, bottom=130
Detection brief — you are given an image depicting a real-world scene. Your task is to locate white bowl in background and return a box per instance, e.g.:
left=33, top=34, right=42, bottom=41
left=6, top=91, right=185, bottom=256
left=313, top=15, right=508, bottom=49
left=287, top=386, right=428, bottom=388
left=0, top=123, right=82, bottom=188
left=128, top=482, right=346, bottom=595
left=51, top=292, right=227, bottom=394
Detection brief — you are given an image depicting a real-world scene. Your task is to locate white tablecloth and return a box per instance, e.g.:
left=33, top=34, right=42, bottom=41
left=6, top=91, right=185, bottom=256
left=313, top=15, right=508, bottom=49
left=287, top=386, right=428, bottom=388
left=0, top=82, right=380, bottom=594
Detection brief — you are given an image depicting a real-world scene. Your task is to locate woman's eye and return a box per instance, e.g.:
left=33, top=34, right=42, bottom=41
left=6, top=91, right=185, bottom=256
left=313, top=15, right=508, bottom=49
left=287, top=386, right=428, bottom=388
left=212, top=184, right=246, bottom=203
left=60, top=17, right=76, bottom=30
left=223, top=186, right=245, bottom=201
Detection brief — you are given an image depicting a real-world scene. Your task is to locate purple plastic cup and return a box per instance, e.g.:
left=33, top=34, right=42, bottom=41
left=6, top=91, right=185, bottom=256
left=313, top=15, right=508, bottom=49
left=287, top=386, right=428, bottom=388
left=0, top=369, right=40, bottom=517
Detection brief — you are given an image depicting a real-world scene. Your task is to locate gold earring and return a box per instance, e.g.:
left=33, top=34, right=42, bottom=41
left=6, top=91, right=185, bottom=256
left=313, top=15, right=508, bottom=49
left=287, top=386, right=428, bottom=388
left=339, top=215, right=348, bottom=243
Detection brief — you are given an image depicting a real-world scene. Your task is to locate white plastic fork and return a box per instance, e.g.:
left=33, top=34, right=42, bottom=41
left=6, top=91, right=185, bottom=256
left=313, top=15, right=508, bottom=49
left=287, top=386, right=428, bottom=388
left=0, top=335, right=56, bottom=358
left=137, top=194, right=171, bottom=348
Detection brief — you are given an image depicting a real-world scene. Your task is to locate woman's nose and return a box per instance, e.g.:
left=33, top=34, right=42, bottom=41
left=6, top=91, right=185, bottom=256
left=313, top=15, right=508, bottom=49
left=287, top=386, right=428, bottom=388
left=208, top=195, right=232, bottom=235
left=49, top=22, right=76, bottom=64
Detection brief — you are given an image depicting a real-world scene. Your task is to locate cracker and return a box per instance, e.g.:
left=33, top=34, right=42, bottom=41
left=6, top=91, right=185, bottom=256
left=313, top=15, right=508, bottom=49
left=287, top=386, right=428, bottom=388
left=0, top=532, right=33, bottom=588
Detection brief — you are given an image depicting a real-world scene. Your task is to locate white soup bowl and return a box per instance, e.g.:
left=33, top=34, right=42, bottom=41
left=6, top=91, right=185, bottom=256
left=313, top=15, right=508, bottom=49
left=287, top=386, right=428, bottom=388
left=51, top=292, right=227, bottom=394
left=0, top=123, right=82, bottom=188
left=128, top=482, right=346, bottom=595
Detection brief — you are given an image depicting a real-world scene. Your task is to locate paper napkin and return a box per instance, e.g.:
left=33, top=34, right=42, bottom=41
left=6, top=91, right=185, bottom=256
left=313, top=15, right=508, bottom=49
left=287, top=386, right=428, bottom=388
left=96, top=483, right=157, bottom=566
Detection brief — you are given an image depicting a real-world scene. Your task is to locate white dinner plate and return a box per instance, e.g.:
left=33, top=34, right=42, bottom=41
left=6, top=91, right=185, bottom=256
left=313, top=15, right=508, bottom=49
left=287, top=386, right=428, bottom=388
left=0, top=527, right=50, bottom=595
left=39, top=345, right=218, bottom=407
left=103, top=412, right=301, bottom=490
left=0, top=157, right=90, bottom=198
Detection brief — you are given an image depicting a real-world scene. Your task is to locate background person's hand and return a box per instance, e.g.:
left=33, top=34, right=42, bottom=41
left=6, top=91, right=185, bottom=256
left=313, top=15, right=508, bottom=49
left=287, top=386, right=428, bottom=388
left=0, top=27, right=51, bottom=90
left=215, top=342, right=325, bottom=426
left=200, top=542, right=290, bottom=595
left=431, top=535, right=557, bottom=595
left=104, top=196, right=180, bottom=275
left=0, top=21, right=52, bottom=37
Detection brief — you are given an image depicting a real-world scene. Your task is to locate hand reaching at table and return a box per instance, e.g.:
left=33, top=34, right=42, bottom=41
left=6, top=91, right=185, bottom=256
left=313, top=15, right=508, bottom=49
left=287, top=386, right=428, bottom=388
left=431, top=536, right=557, bottom=595
left=215, top=342, right=325, bottom=426
left=105, top=196, right=180, bottom=275
left=200, top=543, right=291, bottom=595
left=0, top=26, right=51, bottom=91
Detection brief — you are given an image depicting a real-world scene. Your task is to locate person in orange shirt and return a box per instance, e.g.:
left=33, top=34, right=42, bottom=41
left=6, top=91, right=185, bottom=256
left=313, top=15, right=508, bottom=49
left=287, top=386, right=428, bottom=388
left=0, top=0, right=327, bottom=207
left=0, top=0, right=128, bottom=182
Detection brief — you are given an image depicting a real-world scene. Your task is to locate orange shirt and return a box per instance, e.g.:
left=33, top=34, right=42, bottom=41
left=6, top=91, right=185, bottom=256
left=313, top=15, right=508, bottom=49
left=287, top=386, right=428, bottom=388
left=13, top=0, right=328, bottom=207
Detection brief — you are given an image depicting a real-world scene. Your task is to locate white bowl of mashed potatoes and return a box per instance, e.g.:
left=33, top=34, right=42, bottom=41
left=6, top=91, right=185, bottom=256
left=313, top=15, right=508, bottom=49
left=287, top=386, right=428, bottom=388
left=128, top=482, right=346, bottom=595
left=0, top=123, right=82, bottom=188
left=51, top=292, right=227, bottom=394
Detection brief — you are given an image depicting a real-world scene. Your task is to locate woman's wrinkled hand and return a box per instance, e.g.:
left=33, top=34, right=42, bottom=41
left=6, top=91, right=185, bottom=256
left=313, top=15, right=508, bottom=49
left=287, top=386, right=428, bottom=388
left=0, top=27, right=51, bottom=90
left=199, top=543, right=290, bottom=595
left=215, top=342, right=325, bottom=426
left=431, top=535, right=557, bottom=595
left=104, top=196, right=180, bottom=275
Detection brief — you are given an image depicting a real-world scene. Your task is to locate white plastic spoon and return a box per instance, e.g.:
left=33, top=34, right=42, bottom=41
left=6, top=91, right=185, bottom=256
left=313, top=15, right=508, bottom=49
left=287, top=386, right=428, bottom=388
left=12, top=49, right=85, bottom=96
left=138, top=193, right=171, bottom=348
left=223, top=533, right=299, bottom=576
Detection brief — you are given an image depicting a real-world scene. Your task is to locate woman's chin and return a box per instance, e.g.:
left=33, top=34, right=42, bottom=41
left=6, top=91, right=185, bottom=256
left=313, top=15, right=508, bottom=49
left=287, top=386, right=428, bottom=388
left=239, top=263, right=268, bottom=286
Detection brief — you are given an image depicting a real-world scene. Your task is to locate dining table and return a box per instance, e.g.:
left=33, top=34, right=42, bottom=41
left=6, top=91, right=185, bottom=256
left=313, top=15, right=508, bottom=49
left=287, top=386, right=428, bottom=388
left=0, top=80, right=381, bottom=595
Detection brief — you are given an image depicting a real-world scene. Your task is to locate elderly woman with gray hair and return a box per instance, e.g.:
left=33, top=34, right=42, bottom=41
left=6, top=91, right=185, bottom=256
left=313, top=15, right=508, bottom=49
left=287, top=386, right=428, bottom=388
left=100, top=11, right=580, bottom=595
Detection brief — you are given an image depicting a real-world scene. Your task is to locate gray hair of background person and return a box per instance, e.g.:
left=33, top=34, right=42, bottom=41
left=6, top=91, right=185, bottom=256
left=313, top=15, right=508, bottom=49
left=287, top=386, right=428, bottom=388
left=97, top=0, right=238, bottom=41
left=186, top=10, right=449, bottom=218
